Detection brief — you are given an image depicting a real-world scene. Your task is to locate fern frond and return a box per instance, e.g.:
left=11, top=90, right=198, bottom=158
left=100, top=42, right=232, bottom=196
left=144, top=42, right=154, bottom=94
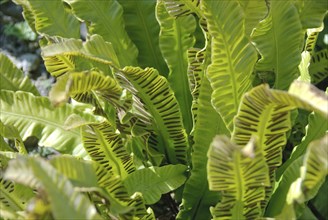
left=116, top=67, right=189, bottom=164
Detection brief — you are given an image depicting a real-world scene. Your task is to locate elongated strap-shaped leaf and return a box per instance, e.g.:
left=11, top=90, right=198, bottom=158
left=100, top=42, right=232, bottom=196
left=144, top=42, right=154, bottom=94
left=187, top=48, right=207, bottom=128
left=305, top=26, right=324, bottom=54
left=187, top=48, right=203, bottom=100
left=0, top=90, right=95, bottom=156
left=49, top=70, right=122, bottom=107
left=294, top=0, right=327, bottom=29
left=118, top=0, right=168, bottom=76
left=116, top=67, right=189, bottom=164
left=201, top=0, right=258, bottom=132
left=309, top=49, right=328, bottom=85
left=0, top=176, right=34, bottom=218
left=156, top=0, right=195, bottom=133
left=0, top=53, right=39, bottom=95
left=298, top=51, right=311, bottom=82
left=50, top=156, right=98, bottom=187
left=82, top=121, right=135, bottom=179
left=232, top=81, right=328, bottom=209
left=207, top=136, right=270, bottom=219
left=14, top=0, right=80, bottom=38
left=162, top=0, right=202, bottom=18
left=268, top=118, right=327, bottom=216
left=4, top=156, right=102, bottom=220
left=252, top=0, right=303, bottom=90
left=95, top=166, right=153, bottom=219
left=42, top=35, right=120, bottom=77
left=64, top=0, right=138, bottom=67
left=277, top=135, right=328, bottom=219
left=49, top=156, right=138, bottom=217
left=124, top=164, right=187, bottom=205
left=300, top=134, right=328, bottom=199
left=265, top=156, right=303, bottom=217
left=277, top=112, right=328, bottom=179
left=178, top=66, right=229, bottom=219
left=238, top=0, right=269, bottom=36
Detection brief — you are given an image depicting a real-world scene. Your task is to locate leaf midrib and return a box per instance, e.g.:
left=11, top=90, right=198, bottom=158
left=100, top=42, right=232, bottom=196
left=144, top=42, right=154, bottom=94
left=170, top=18, right=193, bottom=133
left=126, top=73, right=177, bottom=163
left=1, top=111, right=80, bottom=137
left=0, top=186, right=25, bottom=211
left=93, top=127, right=124, bottom=178
left=135, top=2, right=162, bottom=71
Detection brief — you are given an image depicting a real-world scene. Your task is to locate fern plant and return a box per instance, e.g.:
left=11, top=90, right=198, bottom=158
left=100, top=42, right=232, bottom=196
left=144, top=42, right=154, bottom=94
left=1, top=0, right=327, bottom=219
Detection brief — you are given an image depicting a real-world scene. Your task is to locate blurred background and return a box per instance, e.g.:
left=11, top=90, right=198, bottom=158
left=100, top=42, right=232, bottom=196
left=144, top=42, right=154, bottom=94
left=1, top=0, right=54, bottom=96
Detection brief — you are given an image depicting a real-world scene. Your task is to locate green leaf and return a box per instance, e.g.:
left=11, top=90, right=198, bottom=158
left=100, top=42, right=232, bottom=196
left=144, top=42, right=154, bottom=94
left=162, top=0, right=203, bottom=18
left=49, top=155, right=138, bottom=217
left=0, top=90, right=95, bottom=156
left=201, top=0, right=258, bottom=131
left=294, top=0, right=328, bottom=29
left=309, top=49, right=328, bottom=85
left=49, top=69, right=122, bottom=112
left=116, top=66, right=189, bottom=164
left=305, top=26, right=324, bottom=55
left=0, top=175, right=34, bottom=218
left=288, top=81, right=328, bottom=117
left=0, top=152, right=18, bottom=168
left=49, top=155, right=98, bottom=188
left=118, top=0, right=168, bottom=76
left=4, top=156, right=102, bottom=220
left=17, top=0, right=80, bottom=38
left=156, top=0, right=195, bottom=133
left=276, top=112, right=328, bottom=179
left=207, top=136, right=270, bottom=219
left=298, top=51, right=312, bottom=83
left=0, top=53, right=39, bottom=95
left=177, top=48, right=229, bottom=220
left=278, top=135, right=328, bottom=218
left=64, top=0, right=138, bottom=67
left=12, top=0, right=36, bottom=33
left=310, top=178, right=328, bottom=218
left=232, top=81, right=328, bottom=210
left=252, top=0, right=303, bottom=90
left=93, top=163, right=154, bottom=219
left=300, top=134, right=328, bottom=199
left=265, top=157, right=303, bottom=217
left=238, top=0, right=268, bottom=36
left=82, top=121, right=135, bottom=179
left=0, top=121, right=27, bottom=154
left=124, top=164, right=187, bottom=205
left=0, top=135, right=12, bottom=152
left=42, top=35, right=120, bottom=77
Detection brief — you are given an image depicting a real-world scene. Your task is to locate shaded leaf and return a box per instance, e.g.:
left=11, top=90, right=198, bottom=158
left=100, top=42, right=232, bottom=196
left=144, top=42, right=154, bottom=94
left=156, top=0, right=195, bottom=133
left=124, top=165, right=187, bottom=204
left=119, top=0, right=168, bottom=76
left=252, top=0, right=303, bottom=90
left=309, top=49, right=328, bottom=85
